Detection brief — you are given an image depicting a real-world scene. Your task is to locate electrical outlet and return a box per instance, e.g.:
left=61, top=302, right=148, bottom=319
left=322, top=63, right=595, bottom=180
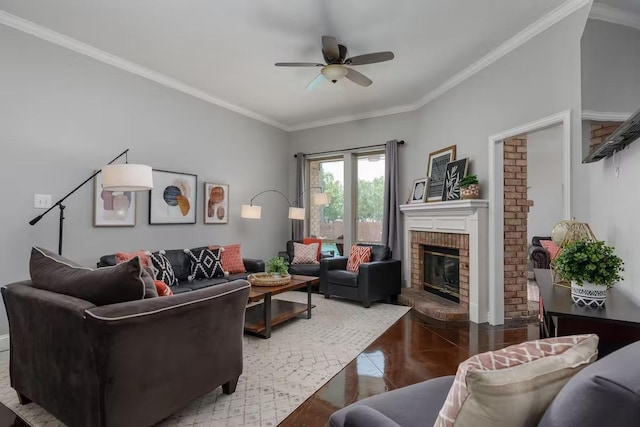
left=34, top=194, right=52, bottom=209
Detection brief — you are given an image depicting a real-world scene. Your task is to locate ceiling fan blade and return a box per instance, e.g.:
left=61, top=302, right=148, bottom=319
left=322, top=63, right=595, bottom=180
left=347, top=51, right=395, bottom=66
left=306, top=73, right=326, bottom=91
left=322, top=35, right=340, bottom=63
left=345, top=68, right=372, bottom=87
left=275, top=62, right=324, bottom=67
left=338, top=44, right=348, bottom=62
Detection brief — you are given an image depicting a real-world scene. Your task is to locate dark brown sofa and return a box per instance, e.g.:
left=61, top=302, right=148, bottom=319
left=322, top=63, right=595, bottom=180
left=2, top=279, right=250, bottom=427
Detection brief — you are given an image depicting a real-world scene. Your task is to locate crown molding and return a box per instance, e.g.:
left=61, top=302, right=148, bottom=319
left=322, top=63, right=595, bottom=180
left=287, top=103, right=417, bottom=132
left=590, top=3, right=640, bottom=31
left=581, top=110, right=631, bottom=121
left=1, top=0, right=592, bottom=133
left=414, top=0, right=592, bottom=109
left=0, top=10, right=289, bottom=131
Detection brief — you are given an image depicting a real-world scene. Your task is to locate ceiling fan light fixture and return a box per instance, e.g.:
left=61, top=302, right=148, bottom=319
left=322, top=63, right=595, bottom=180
left=321, top=64, right=348, bottom=83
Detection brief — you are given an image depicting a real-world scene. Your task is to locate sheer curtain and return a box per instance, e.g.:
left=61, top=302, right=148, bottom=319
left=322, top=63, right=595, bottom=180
left=293, top=153, right=306, bottom=241
left=382, top=140, right=402, bottom=258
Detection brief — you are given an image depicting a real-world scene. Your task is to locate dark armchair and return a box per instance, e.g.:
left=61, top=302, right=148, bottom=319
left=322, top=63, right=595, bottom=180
left=279, top=240, right=333, bottom=277
left=529, top=236, right=553, bottom=269
left=320, top=244, right=401, bottom=308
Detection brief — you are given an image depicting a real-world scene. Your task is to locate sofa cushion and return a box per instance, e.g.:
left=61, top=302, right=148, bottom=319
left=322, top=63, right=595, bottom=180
left=539, top=239, right=560, bottom=260
left=434, top=334, right=599, bottom=427
left=210, top=244, right=246, bottom=273
left=359, top=244, right=391, bottom=262
left=538, top=340, right=640, bottom=427
left=115, top=250, right=153, bottom=268
left=170, top=284, right=193, bottom=294
left=161, top=249, right=191, bottom=282
left=30, top=246, right=146, bottom=306
left=148, top=251, right=179, bottom=286
left=188, top=277, right=229, bottom=290
left=327, top=270, right=359, bottom=287
left=185, top=247, right=225, bottom=280
left=289, top=264, right=321, bottom=277
left=347, top=245, right=371, bottom=272
left=141, top=267, right=159, bottom=298
left=292, top=242, right=319, bottom=265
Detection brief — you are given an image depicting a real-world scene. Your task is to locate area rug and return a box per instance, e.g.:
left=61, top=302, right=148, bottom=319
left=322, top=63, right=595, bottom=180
left=0, top=292, right=409, bottom=427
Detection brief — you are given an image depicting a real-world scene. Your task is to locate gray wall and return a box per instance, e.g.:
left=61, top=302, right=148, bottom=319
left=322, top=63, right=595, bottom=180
left=0, top=25, right=290, bottom=335
left=581, top=19, right=640, bottom=113
left=527, top=126, right=564, bottom=242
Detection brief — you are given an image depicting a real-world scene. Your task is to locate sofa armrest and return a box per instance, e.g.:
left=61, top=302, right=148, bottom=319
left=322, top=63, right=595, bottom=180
left=2, top=281, right=100, bottom=427
left=243, top=258, right=265, bottom=273
left=529, top=245, right=551, bottom=269
left=84, top=280, right=250, bottom=426
left=343, top=406, right=402, bottom=427
left=277, top=251, right=291, bottom=264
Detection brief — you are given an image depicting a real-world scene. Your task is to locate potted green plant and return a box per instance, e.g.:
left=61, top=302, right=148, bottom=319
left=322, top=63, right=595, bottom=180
left=459, top=175, right=479, bottom=199
left=554, top=240, right=624, bottom=307
left=265, top=256, right=289, bottom=278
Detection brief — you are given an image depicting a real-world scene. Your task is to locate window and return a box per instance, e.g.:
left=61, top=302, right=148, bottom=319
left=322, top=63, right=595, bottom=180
left=309, top=158, right=344, bottom=255
left=307, top=151, right=386, bottom=254
left=356, top=153, right=385, bottom=243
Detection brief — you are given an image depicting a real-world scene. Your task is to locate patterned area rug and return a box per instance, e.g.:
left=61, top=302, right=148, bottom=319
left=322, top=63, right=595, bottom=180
left=0, top=292, right=409, bottom=426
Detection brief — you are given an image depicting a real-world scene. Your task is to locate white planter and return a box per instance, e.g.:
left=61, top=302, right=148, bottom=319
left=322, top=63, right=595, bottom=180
left=571, top=280, right=607, bottom=307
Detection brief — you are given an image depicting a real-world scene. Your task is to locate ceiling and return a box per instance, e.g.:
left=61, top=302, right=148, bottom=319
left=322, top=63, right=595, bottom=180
left=0, top=0, right=583, bottom=130
left=598, top=0, right=640, bottom=15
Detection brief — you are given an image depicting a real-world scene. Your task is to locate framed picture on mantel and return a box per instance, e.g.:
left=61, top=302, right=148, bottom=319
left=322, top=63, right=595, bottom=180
left=426, top=145, right=456, bottom=202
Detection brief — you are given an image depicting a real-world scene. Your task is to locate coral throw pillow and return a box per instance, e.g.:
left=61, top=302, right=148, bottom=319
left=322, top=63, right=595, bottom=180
left=209, top=244, right=246, bottom=274
left=346, top=245, right=371, bottom=272
left=292, top=242, right=319, bottom=264
left=540, top=239, right=560, bottom=260
left=303, top=238, right=323, bottom=261
left=115, top=250, right=153, bottom=268
left=434, top=334, right=599, bottom=427
left=154, top=280, right=173, bottom=297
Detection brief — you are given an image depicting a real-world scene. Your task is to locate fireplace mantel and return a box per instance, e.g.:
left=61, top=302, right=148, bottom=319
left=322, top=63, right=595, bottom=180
left=400, top=200, right=489, bottom=323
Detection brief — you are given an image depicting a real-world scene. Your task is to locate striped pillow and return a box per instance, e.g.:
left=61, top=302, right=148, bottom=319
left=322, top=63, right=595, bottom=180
left=346, top=245, right=371, bottom=271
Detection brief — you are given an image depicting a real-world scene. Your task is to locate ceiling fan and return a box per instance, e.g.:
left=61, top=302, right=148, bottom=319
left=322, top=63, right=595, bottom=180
left=275, top=35, right=394, bottom=90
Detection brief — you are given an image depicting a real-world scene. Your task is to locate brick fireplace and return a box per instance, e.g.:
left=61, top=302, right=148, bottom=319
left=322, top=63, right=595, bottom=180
left=400, top=200, right=488, bottom=323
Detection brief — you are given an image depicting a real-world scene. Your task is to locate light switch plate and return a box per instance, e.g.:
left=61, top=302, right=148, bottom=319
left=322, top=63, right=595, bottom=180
left=34, top=194, right=52, bottom=209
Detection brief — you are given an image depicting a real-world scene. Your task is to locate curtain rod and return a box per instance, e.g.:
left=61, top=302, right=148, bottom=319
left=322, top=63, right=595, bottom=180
left=293, top=140, right=404, bottom=158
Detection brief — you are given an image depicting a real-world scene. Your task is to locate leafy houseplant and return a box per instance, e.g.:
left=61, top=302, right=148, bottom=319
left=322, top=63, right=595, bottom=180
left=459, top=175, right=479, bottom=199
left=266, top=257, right=289, bottom=276
left=554, top=240, right=624, bottom=287
left=459, top=175, right=479, bottom=188
left=554, top=240, right=624, bottom=307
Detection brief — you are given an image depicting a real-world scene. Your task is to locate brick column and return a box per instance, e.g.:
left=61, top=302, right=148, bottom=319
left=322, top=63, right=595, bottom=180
left=503, top=135, right=528, bottom=319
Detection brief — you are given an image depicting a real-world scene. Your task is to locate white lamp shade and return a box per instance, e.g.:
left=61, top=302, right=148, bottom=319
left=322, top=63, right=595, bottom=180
left=288, top=207, right=305, bottom=220
left=312, top=192, right=330, bottom=205
left=101, top=164, right=153, bottom=191
left=241, top=204, right=262, bottom=219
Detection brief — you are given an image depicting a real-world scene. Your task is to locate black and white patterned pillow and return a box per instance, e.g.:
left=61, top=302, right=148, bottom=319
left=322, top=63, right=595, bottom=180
left=185, top=247, right=225, bottom=281
left=148, top=250, right=178, bottom=286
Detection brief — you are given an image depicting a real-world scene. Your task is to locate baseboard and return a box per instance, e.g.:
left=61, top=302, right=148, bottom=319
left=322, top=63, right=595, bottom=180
left=0, top=334, right=9, bottom=352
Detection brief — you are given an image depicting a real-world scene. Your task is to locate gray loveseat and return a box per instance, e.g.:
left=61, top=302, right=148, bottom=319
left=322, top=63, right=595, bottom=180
left=98, top=247, right=264, bottom=294
left=2, top=279, right=250, bottom=427
left=330, top=339, right=640, bottom=427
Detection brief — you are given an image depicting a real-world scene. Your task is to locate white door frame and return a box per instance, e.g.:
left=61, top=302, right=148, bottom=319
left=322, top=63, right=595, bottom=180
left=487, top=109, right=572, bottom=325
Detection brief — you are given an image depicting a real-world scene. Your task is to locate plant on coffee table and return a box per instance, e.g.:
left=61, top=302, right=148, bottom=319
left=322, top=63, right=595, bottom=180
left=266, top=256, right=289, bottom=277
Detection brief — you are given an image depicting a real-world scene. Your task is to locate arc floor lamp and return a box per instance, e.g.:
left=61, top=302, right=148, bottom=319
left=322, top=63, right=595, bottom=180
left=28, top=149, right=153, bottom=255
left=241, top=187, right=330, bottom=239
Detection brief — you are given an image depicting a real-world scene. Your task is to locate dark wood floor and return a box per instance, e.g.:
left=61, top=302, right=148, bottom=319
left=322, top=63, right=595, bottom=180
left=279, top=310, right=539, bottom=427
left=0, top=310, right=538, bottom=427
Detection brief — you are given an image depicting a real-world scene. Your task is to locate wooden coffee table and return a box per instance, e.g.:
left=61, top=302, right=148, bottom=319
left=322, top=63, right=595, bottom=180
left=244, top=275, right=319, bottom=339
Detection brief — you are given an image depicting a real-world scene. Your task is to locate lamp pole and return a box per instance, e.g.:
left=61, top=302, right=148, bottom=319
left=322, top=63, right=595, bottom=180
left=29, top=149, right=130, bottom=255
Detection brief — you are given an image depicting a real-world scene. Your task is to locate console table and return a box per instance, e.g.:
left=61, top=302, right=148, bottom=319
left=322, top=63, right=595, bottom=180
left=535, top=268, right=640, bottom=357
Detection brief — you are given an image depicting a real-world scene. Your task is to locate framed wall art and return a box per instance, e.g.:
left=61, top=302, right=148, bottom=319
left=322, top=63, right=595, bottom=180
left=204, top=183, right=229, bottom=224
left=149, top=169, right=197, bottom=224
left=93, top=170, right=136, bottom=226
left=410, top=177, right=430, bottom=204
left=426, top=145, right=456, bottom=202
left=442, top=158, right=469, bottom=201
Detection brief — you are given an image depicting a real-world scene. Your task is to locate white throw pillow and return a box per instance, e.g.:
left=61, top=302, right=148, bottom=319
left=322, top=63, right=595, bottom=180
left=292, top=242, right=319, bottom=265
